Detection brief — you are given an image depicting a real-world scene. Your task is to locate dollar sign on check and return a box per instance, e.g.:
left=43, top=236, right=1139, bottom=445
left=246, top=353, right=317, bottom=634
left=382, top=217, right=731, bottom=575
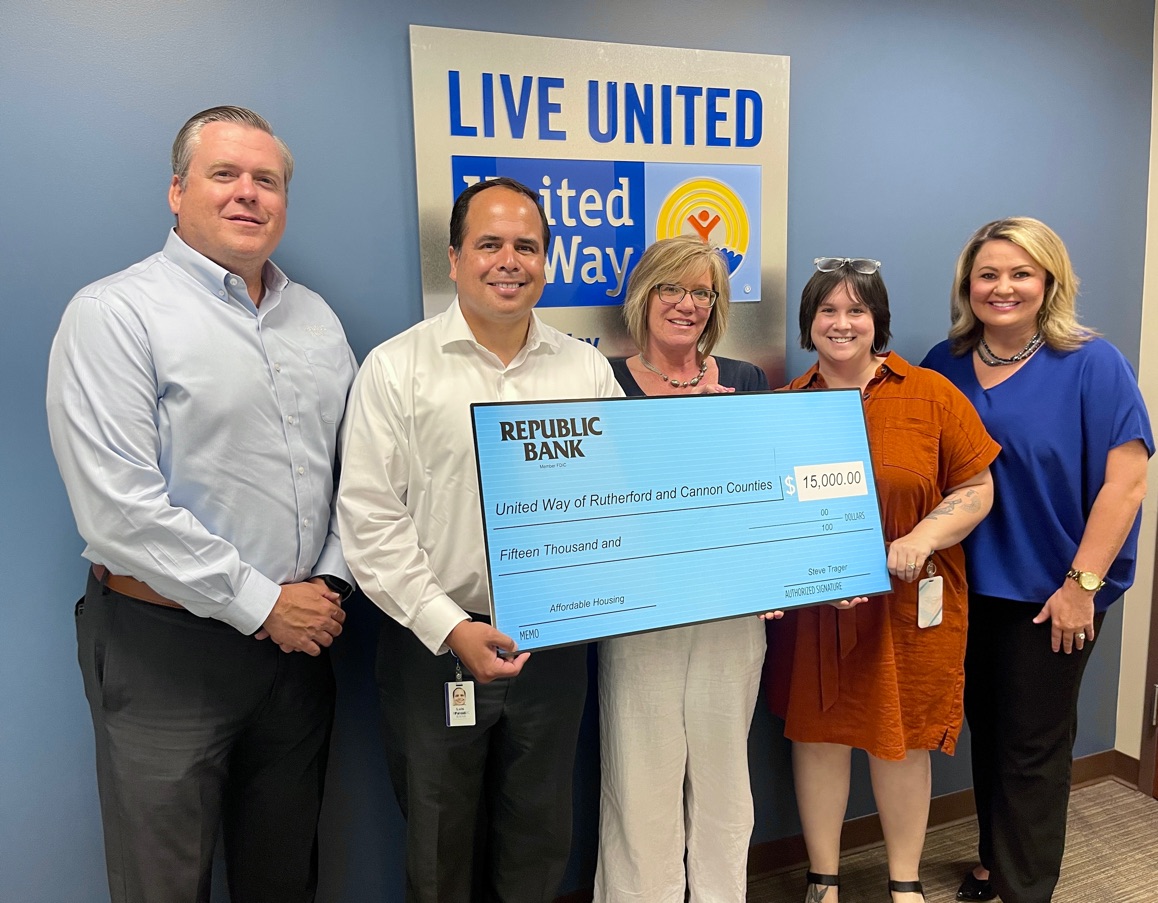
left=784, top=476, right=795, bottom=496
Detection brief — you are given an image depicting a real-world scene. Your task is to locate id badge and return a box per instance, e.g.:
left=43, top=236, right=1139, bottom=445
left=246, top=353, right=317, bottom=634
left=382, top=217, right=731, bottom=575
left=917, top=575, right=943, bottom=628
left=445, top=681, right=476, bottom=727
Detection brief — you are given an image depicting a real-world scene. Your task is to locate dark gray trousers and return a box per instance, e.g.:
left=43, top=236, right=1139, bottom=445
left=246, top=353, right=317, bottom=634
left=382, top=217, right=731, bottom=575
left=376, top=614, right=588, bottom=903
left=76, top=570, right=335, bottom=903
left=965, top=593, right=1104, bottom=903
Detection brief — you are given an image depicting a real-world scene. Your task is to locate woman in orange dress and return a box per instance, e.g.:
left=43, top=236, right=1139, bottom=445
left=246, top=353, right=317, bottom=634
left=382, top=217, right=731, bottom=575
left=770, top=258, right=1000, bottom=903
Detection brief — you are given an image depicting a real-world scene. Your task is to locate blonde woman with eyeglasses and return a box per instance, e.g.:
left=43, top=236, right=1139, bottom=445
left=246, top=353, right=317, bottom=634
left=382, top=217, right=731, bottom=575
left=594, top=235, right=769, bottom=903
left=767, top=258, right=999, bottom=903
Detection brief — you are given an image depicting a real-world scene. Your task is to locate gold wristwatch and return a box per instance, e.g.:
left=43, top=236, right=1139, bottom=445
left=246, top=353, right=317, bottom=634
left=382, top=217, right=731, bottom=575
left=1065, top=568, right=1105, bottom=592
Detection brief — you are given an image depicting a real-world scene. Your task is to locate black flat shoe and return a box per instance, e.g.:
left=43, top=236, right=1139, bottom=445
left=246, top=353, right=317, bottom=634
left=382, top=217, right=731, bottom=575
left=956, top=871, right=997, bottom=901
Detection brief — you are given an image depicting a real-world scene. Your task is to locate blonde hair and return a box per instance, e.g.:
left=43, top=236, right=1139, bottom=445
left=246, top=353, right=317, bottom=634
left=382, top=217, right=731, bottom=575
left=622, top=236, right=731, bottom=355
left=949, top=217, right=1096, bottom=355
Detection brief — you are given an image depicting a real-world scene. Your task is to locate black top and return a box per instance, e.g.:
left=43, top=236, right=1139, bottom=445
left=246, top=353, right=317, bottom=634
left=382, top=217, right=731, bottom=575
left=610, top=355, right=769, bottom=397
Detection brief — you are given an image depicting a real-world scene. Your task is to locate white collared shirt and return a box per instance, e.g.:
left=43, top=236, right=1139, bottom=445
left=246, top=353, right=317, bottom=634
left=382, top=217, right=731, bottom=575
left=337, top=299, right=622, bottom=653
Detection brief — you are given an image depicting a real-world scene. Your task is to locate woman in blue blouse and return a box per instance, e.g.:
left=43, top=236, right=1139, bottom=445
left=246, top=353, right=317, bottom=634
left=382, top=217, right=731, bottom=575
left=922, top=217, right=1152, bottom=903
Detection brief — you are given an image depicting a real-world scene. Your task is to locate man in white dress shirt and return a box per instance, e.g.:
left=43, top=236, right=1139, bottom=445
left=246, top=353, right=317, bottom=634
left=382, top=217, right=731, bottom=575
left=338, top=177, right=621, bottom=902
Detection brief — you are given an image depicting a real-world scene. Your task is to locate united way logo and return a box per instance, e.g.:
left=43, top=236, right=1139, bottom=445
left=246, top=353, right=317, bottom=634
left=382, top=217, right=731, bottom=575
left=655, top=177, right=750, bottom=275
left=645, top=163, right=761, bottom=300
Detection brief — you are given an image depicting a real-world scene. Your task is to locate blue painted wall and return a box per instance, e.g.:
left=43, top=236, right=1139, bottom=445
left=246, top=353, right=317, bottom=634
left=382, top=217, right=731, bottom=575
left=2, top=1, right=1151, bottom=899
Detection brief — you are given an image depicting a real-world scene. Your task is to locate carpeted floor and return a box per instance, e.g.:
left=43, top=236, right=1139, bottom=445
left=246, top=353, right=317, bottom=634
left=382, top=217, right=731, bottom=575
left=747, top=779, right=1158, bottom=901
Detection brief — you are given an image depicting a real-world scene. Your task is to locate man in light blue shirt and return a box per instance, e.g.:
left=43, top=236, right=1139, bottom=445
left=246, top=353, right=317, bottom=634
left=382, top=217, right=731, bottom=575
left=46, top=106, right=355, bottom=903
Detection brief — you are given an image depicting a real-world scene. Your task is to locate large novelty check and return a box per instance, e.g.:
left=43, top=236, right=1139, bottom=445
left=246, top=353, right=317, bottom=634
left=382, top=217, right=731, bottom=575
left=471, top=389, right=891, bottom=651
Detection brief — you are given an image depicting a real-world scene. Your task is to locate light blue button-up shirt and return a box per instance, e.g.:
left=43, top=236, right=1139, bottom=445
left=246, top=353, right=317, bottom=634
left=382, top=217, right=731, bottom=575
left=47, top=230, right=356, bottom=634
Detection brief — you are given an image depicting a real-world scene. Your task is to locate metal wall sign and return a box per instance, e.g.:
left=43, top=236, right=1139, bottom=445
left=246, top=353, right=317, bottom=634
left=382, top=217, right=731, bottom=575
left=410, top=25, right=789, bottom=383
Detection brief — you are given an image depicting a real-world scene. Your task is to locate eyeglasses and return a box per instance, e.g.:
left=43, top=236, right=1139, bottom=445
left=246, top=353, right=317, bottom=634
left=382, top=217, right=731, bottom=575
left=654, top=283, right=718, bottom=308
left=813, top=257, right=882, bottom=275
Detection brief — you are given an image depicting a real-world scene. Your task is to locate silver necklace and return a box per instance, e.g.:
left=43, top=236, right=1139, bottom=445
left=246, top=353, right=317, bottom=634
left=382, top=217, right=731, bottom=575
left=638, top=354, right=707, bottom=388
left=977, top=331, right=1043, bottom=367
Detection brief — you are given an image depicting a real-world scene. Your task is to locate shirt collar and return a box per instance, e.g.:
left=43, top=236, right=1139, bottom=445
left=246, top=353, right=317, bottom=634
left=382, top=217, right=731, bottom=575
left=524, top=310, right=560, bottom=353
left=439, top=297, right=560, bottom=360
left=800, top=351, right=909, bottom=388
left=162, top=229, right=287, bottom=302
left=876, top=351, right=910, bottom=379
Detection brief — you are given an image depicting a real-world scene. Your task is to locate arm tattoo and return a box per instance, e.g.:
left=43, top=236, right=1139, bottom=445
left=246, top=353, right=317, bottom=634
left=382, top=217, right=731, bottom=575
left=925, top=487, right=981, bottom=521
left=806, top=885, right=831, bottom=902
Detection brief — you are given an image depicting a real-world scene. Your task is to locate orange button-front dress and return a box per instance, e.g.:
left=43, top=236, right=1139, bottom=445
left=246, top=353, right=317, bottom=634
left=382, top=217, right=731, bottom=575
left=767, top=352, right=1001, bottom=761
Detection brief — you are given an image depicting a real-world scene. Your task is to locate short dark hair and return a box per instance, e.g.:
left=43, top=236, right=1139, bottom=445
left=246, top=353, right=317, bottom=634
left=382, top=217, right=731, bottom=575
left=448, top=177, right=550, bottom=252
left=798, top=268, right=892, bottom=353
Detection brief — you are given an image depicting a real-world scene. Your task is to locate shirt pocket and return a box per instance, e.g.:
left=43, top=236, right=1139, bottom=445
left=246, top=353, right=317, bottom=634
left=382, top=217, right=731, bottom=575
left=881, top=416, right=940, bottom=483
left=306, top=344, right=352, bottom=424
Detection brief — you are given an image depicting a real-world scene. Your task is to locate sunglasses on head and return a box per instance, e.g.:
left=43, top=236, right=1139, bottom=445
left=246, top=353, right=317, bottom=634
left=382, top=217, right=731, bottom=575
left=813, top=257, right=882, bottom=275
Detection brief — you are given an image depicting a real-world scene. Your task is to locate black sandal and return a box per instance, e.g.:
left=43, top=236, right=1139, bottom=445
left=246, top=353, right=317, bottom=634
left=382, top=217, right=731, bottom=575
left=888, top=879, right=924, bottom=899
left=806, top=871, right=839, bottom=899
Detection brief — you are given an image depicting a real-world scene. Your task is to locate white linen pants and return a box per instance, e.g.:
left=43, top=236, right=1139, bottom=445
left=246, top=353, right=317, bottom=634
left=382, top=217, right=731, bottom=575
left=594, top=616, right=766, bottom=903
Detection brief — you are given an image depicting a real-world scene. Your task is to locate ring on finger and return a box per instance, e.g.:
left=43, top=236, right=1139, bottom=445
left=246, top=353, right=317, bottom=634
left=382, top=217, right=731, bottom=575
left=1077, top=632, right=1086, bottom=641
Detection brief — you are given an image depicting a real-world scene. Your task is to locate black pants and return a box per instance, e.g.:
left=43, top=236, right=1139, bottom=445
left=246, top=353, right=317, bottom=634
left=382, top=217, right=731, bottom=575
left=76, top=570, right=335, bottom=903
left=376, top=614, right=588, bottom=903
left=964, top=593, right=1105, bottom=903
